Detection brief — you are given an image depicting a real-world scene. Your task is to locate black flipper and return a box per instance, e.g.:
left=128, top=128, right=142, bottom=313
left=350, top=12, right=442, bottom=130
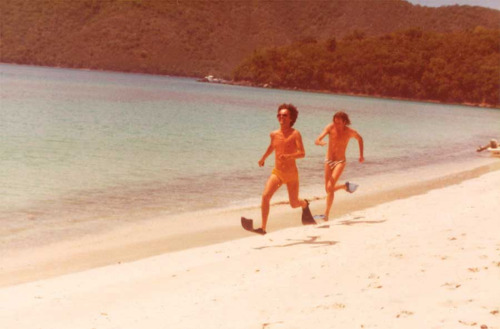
left=301, top=200, right=317, bottom=225
left=241, top=217, right=267, bottom=235
left=241, top=217, right=254, bottom=231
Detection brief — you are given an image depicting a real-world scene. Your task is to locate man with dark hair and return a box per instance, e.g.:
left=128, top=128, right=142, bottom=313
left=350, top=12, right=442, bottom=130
left=242, top=104, right=315, bottom=235
left=315, top=111, right=364, bottom=221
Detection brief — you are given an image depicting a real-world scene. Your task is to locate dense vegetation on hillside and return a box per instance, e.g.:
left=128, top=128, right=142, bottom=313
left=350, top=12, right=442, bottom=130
left=1, top=0, right=499, bottom=79
left=233, top=28, right=500, bottom=106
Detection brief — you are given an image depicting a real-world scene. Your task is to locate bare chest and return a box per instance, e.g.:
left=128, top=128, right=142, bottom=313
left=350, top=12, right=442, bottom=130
left=273, top=133, right=296, bottom=149
left=329, top=131, right=350, bottom=147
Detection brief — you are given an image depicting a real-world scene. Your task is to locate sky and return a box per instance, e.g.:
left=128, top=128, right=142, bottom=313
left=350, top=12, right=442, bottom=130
left=407, top=0, right=500, bottom=10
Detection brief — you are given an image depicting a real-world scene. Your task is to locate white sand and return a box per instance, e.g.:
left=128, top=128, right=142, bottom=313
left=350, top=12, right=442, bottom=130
left=1, top=169, right=499, bottom=328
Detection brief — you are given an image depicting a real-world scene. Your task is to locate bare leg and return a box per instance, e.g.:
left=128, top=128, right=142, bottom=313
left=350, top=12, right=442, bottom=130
left=324, top=163, right=333, bottom=220
left=261, top=174, right=282, bottom=231
left=324, top=162, right=346, bottom=220
left=286, top=179, right=307, bottom=209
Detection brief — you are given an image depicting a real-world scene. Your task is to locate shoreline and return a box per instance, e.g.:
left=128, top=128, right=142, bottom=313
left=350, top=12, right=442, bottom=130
left=201, top=78, right=500, bottom=109
left=1, top=156, right=499, bottom=287
left=3, top=63, right=498, bottom=109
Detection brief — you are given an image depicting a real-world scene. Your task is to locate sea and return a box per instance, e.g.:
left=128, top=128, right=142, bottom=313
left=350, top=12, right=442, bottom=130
left=1, top=63, right=499, bottom=232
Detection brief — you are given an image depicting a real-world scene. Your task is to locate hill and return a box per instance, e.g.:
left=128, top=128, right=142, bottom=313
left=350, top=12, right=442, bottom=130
left=1, top=0, right=499, bottom=78
left=233, top=28, right=500, bottom=107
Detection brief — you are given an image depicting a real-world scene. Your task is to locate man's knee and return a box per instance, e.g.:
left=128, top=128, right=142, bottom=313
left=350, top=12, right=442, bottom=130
left=262, top=193, right=272, bottom=204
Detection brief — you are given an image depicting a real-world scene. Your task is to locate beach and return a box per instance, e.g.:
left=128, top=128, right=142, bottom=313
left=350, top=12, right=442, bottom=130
left=1, top=159, right=499, bottom=328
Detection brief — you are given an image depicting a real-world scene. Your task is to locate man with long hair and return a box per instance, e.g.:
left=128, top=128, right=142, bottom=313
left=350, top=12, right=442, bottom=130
left=315, top=111, right=364, bottom=221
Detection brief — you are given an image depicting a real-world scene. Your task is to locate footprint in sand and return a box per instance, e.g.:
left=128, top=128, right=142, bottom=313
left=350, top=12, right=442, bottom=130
left=368, top=282, right=383, bottom=289
left=396, top=310, right=414, bottom=318
left=262, top=321, right=284, bottom=328
left=314, top=303, right=346, bottom=310
left=458, top=319, right=477, bottom=326
left=441, top=282, right=461, bottom=290
left=390, top=253, right=404, bottom=259
left=366, top=273, right=383, bottom=288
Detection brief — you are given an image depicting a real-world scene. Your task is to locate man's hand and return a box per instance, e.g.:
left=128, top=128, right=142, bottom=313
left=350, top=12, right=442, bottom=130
left=258, top=159, right=265, bottom=167
left=315, top=139, right=326, bottom=146
left=279, top=154, right=290, bottom=161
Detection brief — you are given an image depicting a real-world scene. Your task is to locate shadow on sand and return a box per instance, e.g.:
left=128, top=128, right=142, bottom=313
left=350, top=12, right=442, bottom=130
left=317, top=216, right=387, bottom=228
left=254, top=236, right=338, bottom=250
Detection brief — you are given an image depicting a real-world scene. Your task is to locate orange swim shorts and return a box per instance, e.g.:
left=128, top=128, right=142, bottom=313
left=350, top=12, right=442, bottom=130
left=272, top=167, right=299, bottom=184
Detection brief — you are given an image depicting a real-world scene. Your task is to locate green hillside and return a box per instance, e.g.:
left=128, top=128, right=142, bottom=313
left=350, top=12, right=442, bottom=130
left=1, top=0, right=499, bottom=79
left=234, top=28, right=500, bottom=107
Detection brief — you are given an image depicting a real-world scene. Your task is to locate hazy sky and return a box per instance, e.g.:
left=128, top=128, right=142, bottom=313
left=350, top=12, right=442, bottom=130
left=407, top=0, right=500, bottom=10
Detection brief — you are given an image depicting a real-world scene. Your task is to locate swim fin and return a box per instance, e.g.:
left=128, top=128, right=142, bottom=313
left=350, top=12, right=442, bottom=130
left=302, top=200, right=317, bottom=225
left=241, top=217, right=267, bottom=235
left=346, top=182, right=359, bottom=193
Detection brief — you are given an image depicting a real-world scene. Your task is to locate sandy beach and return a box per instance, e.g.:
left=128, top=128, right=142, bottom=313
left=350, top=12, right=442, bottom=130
left=1, top=159, right=499, bottom=328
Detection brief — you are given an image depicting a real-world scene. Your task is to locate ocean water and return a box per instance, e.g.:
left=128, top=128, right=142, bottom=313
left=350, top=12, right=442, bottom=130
left=1, top=64, right=499, bottom=227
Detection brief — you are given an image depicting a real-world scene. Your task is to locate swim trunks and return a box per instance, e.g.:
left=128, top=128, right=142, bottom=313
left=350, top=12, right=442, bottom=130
left=325, top=159, right=345, bottom=170
left=272, top=167, right=298, bottom=184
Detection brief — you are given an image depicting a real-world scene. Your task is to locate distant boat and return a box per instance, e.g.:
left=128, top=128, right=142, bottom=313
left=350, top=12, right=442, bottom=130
left=198, top=75, right=225, bottom=83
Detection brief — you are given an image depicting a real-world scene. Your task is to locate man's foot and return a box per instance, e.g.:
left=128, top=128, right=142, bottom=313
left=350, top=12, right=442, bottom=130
left=302, top=199, right=317, bottom=225
left=345, top=181, right=359, bottom=193
left=253, top=228, right=267, bottom=235
left=241, top=218, right=267, bottom=235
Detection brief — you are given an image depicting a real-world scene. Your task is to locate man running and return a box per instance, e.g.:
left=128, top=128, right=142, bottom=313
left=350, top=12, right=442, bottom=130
left=315, top=111, right=364, bottom=221
left=244, top=104, right=314, bottom=235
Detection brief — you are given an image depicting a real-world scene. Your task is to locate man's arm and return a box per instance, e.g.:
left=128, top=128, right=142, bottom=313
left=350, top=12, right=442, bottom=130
left=258, top=133, right=275, bottom=167
left=352, top=130, right=364, bottom=163
left=315, top=124, right=332, bottom=146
